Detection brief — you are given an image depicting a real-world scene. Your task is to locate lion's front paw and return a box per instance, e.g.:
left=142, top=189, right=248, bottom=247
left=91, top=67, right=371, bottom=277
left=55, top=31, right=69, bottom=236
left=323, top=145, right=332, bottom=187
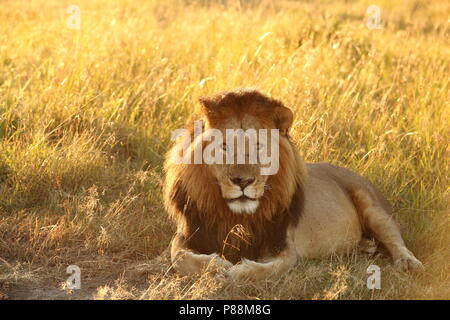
left=217, top=258, right=261, bottom=282
left=206, top=254, right=233, bottom=273
left=394, top=251, right=424, bottom=271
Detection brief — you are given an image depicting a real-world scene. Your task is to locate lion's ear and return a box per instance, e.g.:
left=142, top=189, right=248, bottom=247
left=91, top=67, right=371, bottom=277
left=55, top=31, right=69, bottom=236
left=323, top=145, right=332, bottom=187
left=199, top=96, right=223, bottom=126
left=198, top=97, right=216, bottom=114
left=274, top=106, right=293, bottom=136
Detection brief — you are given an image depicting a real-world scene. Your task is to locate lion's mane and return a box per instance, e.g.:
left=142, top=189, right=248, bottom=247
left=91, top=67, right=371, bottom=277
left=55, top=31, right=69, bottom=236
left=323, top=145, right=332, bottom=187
left=164, top=89, right=307, bottom=263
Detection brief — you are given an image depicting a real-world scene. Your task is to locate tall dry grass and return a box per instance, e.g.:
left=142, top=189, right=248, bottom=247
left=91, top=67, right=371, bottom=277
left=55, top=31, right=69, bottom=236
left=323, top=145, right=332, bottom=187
left=0, top=0, right=448, bottom=299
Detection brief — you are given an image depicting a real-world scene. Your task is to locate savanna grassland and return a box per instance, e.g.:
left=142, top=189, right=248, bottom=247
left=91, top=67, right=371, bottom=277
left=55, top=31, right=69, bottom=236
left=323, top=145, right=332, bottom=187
left=0, top=0, right=448, bottom=299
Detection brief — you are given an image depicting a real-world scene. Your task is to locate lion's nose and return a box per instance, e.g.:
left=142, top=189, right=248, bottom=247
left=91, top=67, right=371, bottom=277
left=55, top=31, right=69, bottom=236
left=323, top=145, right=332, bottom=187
left=231, top=177, right=255, bottom=189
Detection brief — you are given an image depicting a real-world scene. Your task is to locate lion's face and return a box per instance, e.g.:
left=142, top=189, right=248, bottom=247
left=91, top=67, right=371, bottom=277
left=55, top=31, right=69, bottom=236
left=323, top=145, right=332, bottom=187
left=198, top=90, right=294, bottom=215
left=206, top=114, right=271, bottom=214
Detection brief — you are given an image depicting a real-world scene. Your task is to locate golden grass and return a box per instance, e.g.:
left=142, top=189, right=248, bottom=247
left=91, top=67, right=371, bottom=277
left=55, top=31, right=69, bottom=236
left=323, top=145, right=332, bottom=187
left=0, top=0, right=448, bottom=299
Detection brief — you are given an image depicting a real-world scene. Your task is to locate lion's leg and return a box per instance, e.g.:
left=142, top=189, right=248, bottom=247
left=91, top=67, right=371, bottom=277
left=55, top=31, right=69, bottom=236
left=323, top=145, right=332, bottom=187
left=352, top=189, right=423, bottom=271
left=170, top=233, right=233, bottom=275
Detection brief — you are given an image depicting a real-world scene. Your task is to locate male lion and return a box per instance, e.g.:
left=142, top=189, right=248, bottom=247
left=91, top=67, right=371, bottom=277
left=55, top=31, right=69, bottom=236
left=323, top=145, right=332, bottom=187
left=164, top=88, right=422, bottom=281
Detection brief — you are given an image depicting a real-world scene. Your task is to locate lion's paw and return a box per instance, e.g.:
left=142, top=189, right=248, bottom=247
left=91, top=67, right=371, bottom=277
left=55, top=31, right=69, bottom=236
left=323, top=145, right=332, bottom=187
left=206, top=254, right=233, bottom=273
left=217, top=258, right=260, bottom=282
left=394, top=252, right=424, bottom=271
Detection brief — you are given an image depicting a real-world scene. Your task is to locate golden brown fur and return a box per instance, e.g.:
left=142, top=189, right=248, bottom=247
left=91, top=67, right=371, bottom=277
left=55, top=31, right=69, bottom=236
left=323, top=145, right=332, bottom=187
left=164, top=88, right=423, bottom=281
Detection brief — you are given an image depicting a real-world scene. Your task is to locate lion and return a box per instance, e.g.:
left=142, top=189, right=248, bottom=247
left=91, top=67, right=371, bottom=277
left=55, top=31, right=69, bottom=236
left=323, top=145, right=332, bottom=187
left=163, top=88, right=423, bottom=281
